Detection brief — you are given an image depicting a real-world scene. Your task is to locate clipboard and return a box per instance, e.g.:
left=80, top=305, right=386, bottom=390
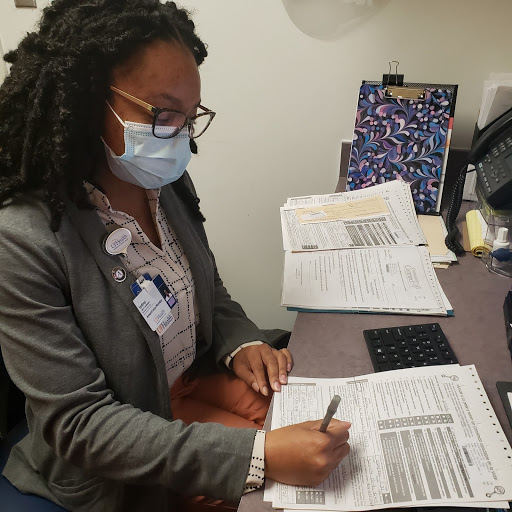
left=347, top=65, right=458, bottom=215
left=497, top=381, right=512, bottom=430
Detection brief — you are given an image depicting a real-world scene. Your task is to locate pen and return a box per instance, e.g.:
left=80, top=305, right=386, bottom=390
left=319, top=395, right=341, bottom=433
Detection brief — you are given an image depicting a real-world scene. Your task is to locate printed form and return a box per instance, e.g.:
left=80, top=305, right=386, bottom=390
left=266, top=365, right=512, bottom=511
left=281, top=246, right=449, bottom=315
left=281, top=181, right=425, bottom=252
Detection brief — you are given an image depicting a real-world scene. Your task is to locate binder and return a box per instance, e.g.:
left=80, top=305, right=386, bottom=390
left=347, top=78, right=458, bottom=214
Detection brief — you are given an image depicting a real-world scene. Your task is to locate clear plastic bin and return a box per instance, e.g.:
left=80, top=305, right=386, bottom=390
left=477, top=187, right=512, bottom=277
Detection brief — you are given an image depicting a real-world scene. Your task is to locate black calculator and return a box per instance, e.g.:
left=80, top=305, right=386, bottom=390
left=363, top=323, right=458, bottom=372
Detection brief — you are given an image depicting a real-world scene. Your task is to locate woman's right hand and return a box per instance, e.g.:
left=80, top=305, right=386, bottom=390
left=264, top=419, right=351, bottom=487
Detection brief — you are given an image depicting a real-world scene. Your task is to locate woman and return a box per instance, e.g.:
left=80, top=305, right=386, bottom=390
left=0, top=1, right=351, bottom=510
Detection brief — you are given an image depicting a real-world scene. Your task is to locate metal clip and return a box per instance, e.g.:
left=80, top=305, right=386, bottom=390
left=384, top=86, right=426, bottom=100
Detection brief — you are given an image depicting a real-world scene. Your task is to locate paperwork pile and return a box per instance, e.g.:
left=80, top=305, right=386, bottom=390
left=477, top=73, right=512, bottom=130
left=417, top=214, right=457, bottom=268
left=265, top=364, right=512, bottom=511
left=280, top=181, right=453, bottom=316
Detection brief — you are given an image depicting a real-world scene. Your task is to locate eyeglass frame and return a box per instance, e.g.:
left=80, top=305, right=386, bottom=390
left=109, top=85, right=216, bottom=139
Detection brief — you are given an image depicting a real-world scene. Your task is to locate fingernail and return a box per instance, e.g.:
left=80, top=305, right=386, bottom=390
left=287, top=363, right=292, bottom=372
left=280, top=374, right=287, bottom=384
left=262, top=386, right=269, bottom=396
left=342, top=421, right=352, bottom=428
left=252, top=382, right=260, bottom=393
left=273, top=381, right=281, bottom=392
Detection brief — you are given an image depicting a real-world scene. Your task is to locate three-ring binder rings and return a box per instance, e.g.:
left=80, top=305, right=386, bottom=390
left=347, top=73, right=458, bottom=215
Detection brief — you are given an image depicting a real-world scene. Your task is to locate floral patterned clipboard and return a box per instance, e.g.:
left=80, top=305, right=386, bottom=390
left=347, top=82, right=458, bottom=214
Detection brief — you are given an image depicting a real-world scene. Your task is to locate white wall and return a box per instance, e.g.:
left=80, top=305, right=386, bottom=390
left=1, top=0, right=511, bottom=331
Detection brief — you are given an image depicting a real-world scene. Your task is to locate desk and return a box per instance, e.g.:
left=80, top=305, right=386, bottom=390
left=239, top=243, right=512, bottom=512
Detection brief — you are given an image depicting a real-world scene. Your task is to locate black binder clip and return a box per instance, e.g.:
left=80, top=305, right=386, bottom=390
left=382, top=61, right=403, bottom=86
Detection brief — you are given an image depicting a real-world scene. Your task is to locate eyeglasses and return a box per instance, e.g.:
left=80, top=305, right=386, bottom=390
left=109, top=86, right=216, bottom=139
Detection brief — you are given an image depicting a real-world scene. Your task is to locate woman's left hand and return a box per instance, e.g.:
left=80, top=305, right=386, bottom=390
left=232, top=344, right=293, bottom=396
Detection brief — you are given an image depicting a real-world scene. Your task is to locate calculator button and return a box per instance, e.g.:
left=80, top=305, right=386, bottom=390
left=379, top=363, right=391, bottom=371
left=405, top=327, right=416, bottom=337
left=411, top=345, right=422, bottom=353
left=442, top=351, right=452, bottom=359
left=381, top=329, right=393, bottom=343
left=397, top=340, right=408, bottom=348
left=376, top=355, right=388, bottom=363
left=387, top=345, right=397, bottom=354
left=424, top=347, right=435, bottom=354
left=429, top=324, right=438, bottom=332
left=371, top=339, right=383, bottom=347
left=392, top=328, right=405, bottom=341
left=428, top=355, right=439, bottom=364
left=391, top=362, right=404, bottom=369
left=421, top=340, right=433, bottom=347
left=374, top=347, right=385, bottom=355
left=389, top=354, right=400, bottom=362
left=399, top=348, right=411, bottom=356
left=414, top=354, right=426, bottom=362
left=368, top=330, right=380, bottom=340
left=438, top=342, right=447, bottom=350
left=415, top=326, right=426, bottom=334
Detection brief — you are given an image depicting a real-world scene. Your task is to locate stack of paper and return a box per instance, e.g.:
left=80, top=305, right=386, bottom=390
left=265, top=365, right=512, bottom=511
left=417, top=214, right=457, bottom=268
left=477, top=73, right=512, bottom=130
left=280, top=181, right=453, bottom=316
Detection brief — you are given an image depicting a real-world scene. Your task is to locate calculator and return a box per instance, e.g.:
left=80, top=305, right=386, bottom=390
left=363, top=323, right=458, bottom=372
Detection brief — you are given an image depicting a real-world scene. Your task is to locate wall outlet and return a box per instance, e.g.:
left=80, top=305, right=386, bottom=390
left=15, top=0, right=37, bottom=7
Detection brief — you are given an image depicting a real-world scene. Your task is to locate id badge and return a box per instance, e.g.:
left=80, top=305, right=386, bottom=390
left=132, top=275, right=175, bottom=335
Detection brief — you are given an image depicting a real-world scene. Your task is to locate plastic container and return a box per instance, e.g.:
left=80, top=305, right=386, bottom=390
left=477, top=186, right=512, bottom=277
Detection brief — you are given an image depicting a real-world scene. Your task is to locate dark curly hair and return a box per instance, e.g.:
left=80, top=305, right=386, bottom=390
left=0, top=0, right=207, bottom=231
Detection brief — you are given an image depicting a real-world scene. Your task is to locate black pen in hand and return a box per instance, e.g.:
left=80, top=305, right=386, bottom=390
left=319, top=395, right=341, bottom=432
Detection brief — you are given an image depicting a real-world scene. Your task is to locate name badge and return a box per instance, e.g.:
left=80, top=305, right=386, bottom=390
left=132, top=275, right=175, bottom=335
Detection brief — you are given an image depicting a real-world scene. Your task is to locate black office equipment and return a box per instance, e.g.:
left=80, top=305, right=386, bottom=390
left=504, top=291, right=512, bottom=359
left=497, top=381, right=512, bottom=430
left=363, top=323, right=458, bottom=372
left=445, top=107, right=512, bottom=255
left=472, top=107, right=512, bottom=210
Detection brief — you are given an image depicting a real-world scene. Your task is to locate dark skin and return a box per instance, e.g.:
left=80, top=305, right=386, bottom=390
left=97, top=39, right=350, bottom=486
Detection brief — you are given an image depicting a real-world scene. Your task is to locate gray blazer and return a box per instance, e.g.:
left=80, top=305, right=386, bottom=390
left=0, top=173, right=268, bottom=511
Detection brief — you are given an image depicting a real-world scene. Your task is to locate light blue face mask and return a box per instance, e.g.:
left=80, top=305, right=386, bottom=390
left=102, top=102, right=192, bottom=189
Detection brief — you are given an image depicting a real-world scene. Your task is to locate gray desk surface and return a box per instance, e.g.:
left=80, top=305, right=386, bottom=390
left=239, top=227, right=512, bottom=512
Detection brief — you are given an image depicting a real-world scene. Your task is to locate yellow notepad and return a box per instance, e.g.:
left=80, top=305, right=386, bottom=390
left=466, top=209, right=490, bottom=257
